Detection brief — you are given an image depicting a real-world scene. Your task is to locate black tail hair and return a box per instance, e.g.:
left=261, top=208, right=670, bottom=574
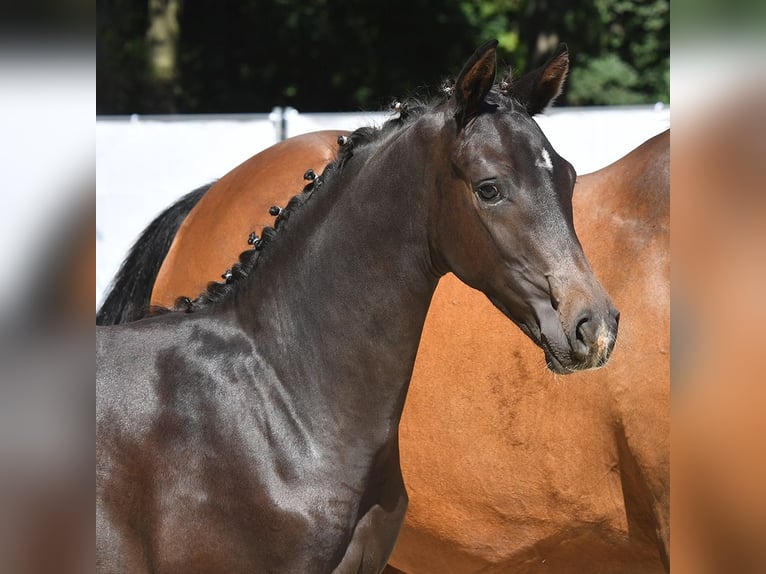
left=96, top=183, right=211, bottom=325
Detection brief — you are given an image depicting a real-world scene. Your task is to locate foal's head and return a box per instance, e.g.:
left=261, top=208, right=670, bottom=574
left=427, top=40, right=619, bottom=373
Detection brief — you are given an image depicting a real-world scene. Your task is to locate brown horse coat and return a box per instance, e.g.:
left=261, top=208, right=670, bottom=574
left=149, top=129, right=669, bottom=572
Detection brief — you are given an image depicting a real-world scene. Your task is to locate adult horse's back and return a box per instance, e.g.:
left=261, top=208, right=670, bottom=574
left=97, top=41, right=618, bottom=572
left=152, top=130, right=346, bottom=309
left=96, top=131, right=344, bottom=324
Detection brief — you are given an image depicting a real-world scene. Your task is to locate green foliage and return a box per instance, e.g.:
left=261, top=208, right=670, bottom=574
left=568, top=54, right=644, bottom=105
left=96, top=0, right=152, bottom=114
left=97, top=0, right=669, bottom=113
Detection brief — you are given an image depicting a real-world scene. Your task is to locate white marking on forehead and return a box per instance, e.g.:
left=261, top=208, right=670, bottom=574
left=536, top=148, right=554, bottom=172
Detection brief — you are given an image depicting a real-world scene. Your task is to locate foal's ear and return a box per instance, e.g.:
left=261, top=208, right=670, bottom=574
left=454, top=39, right=498, bottom=128
left=511, top=43, right=569, bottom=116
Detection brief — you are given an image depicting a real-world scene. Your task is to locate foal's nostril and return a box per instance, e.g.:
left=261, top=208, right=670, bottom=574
left=575, top=313, right=591, bottom=345
left=569, top=307, right=618, bottom=367
left=572, top=312, right=593, bottom=358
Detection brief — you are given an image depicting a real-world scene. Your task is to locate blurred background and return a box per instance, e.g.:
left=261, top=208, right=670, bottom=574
left=4, top=0, right=766, bottom=572
left=97, top=0, right=669, bottom=114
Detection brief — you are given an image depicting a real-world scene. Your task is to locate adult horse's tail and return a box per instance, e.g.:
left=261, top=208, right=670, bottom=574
left=96, top=183, right=212, bottom=325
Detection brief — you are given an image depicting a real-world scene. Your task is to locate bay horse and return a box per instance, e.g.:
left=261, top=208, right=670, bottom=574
left=98, top=99, right=669, bottom=574
left=98, top=131, right=668, bottom=571
left=97, top=41, right=620, bottom=573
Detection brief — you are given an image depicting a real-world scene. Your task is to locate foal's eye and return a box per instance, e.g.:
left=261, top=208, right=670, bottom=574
left=477, top=183, right=500, bottom=202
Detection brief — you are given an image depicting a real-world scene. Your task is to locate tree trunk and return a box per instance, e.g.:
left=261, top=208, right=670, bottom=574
left=146, top=0, right=181, bottom=111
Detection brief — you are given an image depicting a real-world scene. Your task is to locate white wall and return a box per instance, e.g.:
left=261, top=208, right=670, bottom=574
left=96, top=106, right=669, bottom=308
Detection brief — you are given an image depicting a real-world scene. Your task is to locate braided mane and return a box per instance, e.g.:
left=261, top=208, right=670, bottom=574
left=155, top=72, right=517, bottom=315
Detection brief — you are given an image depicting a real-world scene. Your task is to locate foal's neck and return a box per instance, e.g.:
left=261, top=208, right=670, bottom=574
left=231, top=126, right=440, bottom=442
